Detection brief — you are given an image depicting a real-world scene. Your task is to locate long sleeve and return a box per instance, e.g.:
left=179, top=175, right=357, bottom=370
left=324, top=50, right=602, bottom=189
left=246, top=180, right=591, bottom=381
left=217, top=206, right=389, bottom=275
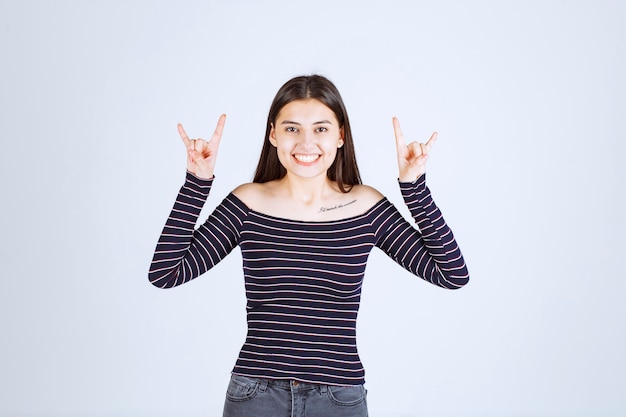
left=148, top=172, right=244, bottom=289
left=374, top=174, right=469, bottom=289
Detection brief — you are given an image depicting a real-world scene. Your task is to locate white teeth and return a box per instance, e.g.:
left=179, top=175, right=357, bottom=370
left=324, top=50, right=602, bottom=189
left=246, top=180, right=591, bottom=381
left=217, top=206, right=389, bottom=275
left=294, top=154, right=319, bottom=163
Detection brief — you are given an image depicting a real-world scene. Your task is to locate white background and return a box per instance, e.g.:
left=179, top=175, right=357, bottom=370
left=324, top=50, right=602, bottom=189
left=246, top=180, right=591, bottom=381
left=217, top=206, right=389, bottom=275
left=1, top=1, right=625, bottom=416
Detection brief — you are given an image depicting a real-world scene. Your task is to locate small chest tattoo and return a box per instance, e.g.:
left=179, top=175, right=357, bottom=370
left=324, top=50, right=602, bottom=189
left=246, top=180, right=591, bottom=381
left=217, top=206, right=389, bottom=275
left=318, top=199, right=357, bottom=213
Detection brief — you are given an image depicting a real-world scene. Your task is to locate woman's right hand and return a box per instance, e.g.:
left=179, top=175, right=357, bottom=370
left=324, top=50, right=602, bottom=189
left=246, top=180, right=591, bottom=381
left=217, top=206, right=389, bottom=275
left=178, top=114, right=226, bottom=180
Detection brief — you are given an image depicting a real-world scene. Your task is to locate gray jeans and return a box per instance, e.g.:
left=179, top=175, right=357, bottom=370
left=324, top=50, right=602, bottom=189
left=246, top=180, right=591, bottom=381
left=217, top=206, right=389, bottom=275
left=222, top=374, right=368, bottom=417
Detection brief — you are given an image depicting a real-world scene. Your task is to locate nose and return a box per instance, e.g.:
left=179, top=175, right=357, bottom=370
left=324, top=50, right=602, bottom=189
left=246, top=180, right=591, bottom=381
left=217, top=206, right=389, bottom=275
left=299, top=130, right=316, bottom=147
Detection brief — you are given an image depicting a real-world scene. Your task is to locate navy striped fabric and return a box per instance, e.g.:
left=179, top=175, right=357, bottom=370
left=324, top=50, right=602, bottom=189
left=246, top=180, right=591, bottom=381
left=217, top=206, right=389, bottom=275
left=149, top=172, right=469, bottom=385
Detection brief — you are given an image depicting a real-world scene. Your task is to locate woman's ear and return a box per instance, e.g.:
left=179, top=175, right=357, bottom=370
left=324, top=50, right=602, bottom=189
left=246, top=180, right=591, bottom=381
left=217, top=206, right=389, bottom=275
left=269, top=123, right=278, bottom=147
left=338, top=127, right=345, bottom=147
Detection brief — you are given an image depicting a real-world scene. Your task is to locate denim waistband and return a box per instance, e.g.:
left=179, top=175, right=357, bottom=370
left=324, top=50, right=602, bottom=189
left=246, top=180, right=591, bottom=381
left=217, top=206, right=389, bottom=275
left=232, top=374, right=339, bottom=393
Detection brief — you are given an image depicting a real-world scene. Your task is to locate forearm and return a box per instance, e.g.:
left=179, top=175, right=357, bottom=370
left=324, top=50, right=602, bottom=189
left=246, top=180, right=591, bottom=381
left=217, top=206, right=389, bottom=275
left=398, top=175, right=469, bottom=289
left=148, top=172, right=213, bottom=288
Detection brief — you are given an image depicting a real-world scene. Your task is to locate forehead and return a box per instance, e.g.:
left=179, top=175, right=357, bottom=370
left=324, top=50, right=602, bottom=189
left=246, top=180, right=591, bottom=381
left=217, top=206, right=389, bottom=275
left=276, top=99, right=338, bottom=123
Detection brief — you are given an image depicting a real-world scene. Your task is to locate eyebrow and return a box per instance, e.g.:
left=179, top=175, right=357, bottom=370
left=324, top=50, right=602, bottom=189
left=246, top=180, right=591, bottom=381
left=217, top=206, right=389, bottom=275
left=280, top=120, right=333, bottom=125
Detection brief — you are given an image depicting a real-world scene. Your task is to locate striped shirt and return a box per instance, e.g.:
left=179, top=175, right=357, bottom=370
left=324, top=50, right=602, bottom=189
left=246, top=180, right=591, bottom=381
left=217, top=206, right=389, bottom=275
left=149, top=172, right=469, bottom=386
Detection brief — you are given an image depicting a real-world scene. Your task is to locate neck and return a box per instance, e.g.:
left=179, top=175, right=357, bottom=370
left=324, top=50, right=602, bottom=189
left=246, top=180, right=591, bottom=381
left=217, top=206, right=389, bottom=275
left=278, top=174, right=338, bottom=205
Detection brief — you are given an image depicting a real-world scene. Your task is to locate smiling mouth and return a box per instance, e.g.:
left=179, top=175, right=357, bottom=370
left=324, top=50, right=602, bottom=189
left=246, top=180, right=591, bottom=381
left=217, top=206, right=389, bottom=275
left=293, top=154, right=321, bottom=163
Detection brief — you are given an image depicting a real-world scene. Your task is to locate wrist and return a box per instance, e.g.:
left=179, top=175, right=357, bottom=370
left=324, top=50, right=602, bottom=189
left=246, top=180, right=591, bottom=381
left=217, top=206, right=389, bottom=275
left=187, top=170, right=215, bottom=182
left=398, top=171, right=425, bottom=183
left=398, top=172, right=426, bottom=184
left=188, top=168, right=214, bottom=181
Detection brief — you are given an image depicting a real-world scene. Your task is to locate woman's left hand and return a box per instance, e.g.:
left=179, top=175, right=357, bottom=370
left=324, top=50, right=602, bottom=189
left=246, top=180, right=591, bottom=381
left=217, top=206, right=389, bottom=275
left=393, top=117, right=437, bottom=182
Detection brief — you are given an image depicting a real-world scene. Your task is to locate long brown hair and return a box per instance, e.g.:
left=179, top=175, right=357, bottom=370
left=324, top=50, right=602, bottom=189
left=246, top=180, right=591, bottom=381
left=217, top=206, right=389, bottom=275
left=253, top=75, right=361, bottom=192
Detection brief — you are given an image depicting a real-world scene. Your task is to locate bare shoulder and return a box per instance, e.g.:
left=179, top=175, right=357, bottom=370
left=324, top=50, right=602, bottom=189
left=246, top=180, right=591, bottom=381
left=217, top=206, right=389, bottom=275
left=231, top=182, right=268, bottom=205
left=231, top=181, right=286, bottom=214
left=349, top=184, right=385, bottom=206
left=231, top=182, right=261, bottom=198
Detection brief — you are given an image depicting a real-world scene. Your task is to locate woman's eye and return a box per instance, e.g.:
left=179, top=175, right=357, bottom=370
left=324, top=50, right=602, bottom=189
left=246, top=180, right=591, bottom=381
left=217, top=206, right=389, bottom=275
left=316, top=126, right=328, bottom=133
left=285, top=126, right=298, bottom=133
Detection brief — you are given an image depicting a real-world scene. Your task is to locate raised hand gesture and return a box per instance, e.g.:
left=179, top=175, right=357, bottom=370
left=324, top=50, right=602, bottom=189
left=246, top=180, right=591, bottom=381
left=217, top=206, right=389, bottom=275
left=393, top=117, right=437, bottom=182
left=178, top=114, right=226, bottom=180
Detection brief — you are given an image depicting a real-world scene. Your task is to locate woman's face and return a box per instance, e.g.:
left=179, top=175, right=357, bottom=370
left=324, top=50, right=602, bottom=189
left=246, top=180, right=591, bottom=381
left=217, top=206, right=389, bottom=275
left=270, top=99, right=344, bottom=180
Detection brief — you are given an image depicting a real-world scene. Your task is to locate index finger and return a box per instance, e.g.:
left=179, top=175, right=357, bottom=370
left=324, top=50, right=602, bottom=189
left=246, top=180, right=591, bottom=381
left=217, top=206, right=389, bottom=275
left=178, top=123, right=192, bottom=147
left=392, top=117, right=406, bottom=150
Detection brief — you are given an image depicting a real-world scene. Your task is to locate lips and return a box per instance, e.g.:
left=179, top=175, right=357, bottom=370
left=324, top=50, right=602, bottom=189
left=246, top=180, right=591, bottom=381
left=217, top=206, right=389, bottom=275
left=293, top=154, right=320, bottom=163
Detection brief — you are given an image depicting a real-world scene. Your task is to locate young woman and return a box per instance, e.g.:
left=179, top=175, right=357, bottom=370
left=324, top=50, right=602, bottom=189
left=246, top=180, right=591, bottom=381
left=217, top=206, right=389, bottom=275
left=149, top=75, right=469, bottom=416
